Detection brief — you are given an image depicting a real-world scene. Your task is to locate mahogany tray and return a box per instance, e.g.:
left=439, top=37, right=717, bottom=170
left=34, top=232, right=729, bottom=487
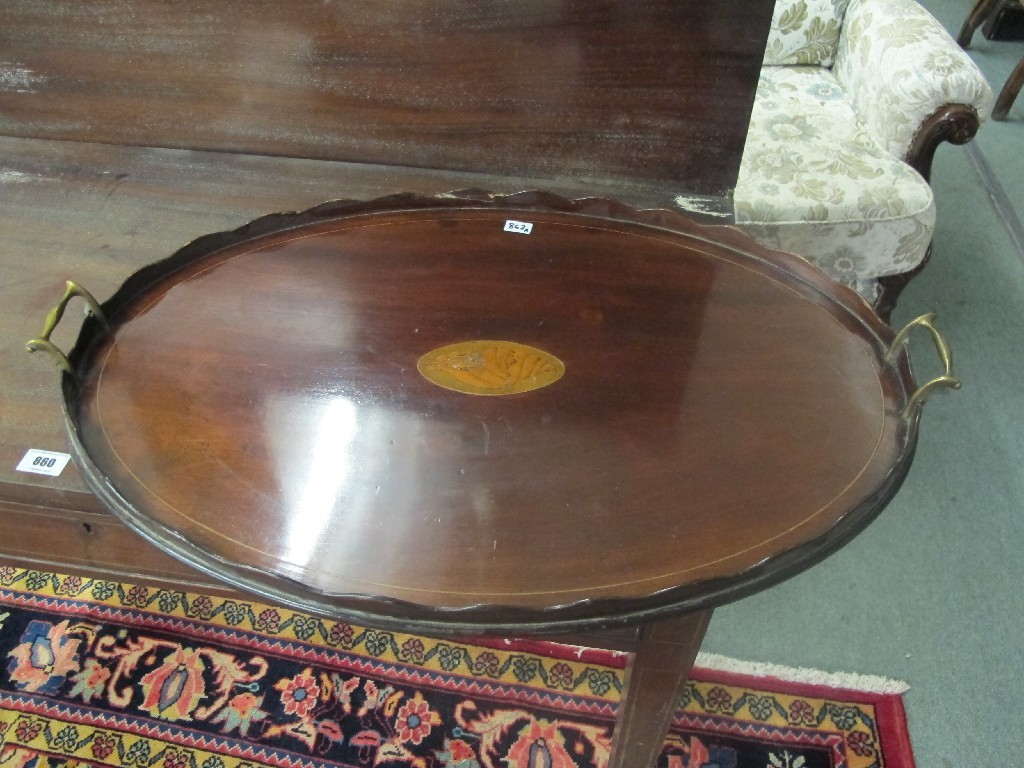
left=28, top=192, right=959, bottom=635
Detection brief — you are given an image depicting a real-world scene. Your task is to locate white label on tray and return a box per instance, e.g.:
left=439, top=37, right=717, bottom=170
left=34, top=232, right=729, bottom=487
left=16, top=449, right=71, bottom=477
left=503, top=220, right=533, bottom=235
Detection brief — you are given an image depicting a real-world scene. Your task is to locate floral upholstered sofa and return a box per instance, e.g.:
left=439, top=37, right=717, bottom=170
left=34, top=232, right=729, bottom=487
left=721, top=0, right=993, bottom=317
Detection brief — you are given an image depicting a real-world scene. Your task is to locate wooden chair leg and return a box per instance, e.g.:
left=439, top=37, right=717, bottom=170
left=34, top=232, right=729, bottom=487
left=606, top=609, right=713, bottom=768
left=993, top=55, right=1024, bottom=120
left=958, top=0, right=1005, bottom=47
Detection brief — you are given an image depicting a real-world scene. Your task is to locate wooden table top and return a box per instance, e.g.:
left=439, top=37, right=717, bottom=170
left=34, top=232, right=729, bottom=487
left=47, top=194, right=919, bottom=634
left=0, top=0, right=774, bottom=204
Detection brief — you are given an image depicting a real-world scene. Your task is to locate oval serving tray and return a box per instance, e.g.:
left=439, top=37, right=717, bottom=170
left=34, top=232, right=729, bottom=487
left=29, top=192, right=958, bottom=634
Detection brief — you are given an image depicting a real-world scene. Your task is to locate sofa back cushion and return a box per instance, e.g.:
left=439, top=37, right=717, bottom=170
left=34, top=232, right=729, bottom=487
left=764, top=0, right=851, bottom=66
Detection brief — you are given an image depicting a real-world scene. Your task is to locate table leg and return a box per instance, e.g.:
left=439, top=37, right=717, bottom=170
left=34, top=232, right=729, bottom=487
left=606, top=609, right=713, bottom=768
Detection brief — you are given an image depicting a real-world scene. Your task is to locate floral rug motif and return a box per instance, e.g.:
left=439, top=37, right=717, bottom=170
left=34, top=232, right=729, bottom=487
left=0, top=567, right=914, bottom=768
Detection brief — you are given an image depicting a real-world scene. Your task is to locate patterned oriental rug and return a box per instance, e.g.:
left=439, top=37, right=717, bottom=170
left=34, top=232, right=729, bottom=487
left=0, top=567, right=915, bottom=768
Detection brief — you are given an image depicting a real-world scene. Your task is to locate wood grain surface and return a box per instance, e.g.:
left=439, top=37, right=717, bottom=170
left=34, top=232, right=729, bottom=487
left=0, top=0, right=774, bottom=198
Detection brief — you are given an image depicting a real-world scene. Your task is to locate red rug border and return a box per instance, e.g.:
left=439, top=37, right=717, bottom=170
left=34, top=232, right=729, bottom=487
left=685, top=666, right=916, bottom=768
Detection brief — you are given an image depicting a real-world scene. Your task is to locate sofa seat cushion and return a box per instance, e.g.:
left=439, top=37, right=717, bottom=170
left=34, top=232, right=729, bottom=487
left=730, top=66, right=935, bottom=284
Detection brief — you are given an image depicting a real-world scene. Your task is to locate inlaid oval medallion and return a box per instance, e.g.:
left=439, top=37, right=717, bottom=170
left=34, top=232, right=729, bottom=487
left=417, top=340, right=565, bottom=396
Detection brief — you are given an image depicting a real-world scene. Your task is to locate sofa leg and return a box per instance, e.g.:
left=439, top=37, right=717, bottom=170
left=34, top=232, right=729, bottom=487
left=873, top=275, right=910, bottom=324
left=873, top=242, right=936, bottom=324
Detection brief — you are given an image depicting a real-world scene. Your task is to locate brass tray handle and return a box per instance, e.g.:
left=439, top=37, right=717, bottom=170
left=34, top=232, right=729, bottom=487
left=885, top=312, right=961, bottom=418
left=26, top=280, right=108, bottom=381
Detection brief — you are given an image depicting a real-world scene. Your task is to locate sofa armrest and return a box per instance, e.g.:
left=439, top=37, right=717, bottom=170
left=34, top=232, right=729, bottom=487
left=833, top=0, right=993, bottom=164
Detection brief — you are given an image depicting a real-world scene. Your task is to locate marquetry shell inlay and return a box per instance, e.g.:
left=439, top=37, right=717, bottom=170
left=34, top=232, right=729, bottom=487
left=417, top=340, right=565, bottom=396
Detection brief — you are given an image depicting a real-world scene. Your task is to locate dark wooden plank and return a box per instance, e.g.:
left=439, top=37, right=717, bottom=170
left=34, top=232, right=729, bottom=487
left=0, top=0, right=773, bottom=197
